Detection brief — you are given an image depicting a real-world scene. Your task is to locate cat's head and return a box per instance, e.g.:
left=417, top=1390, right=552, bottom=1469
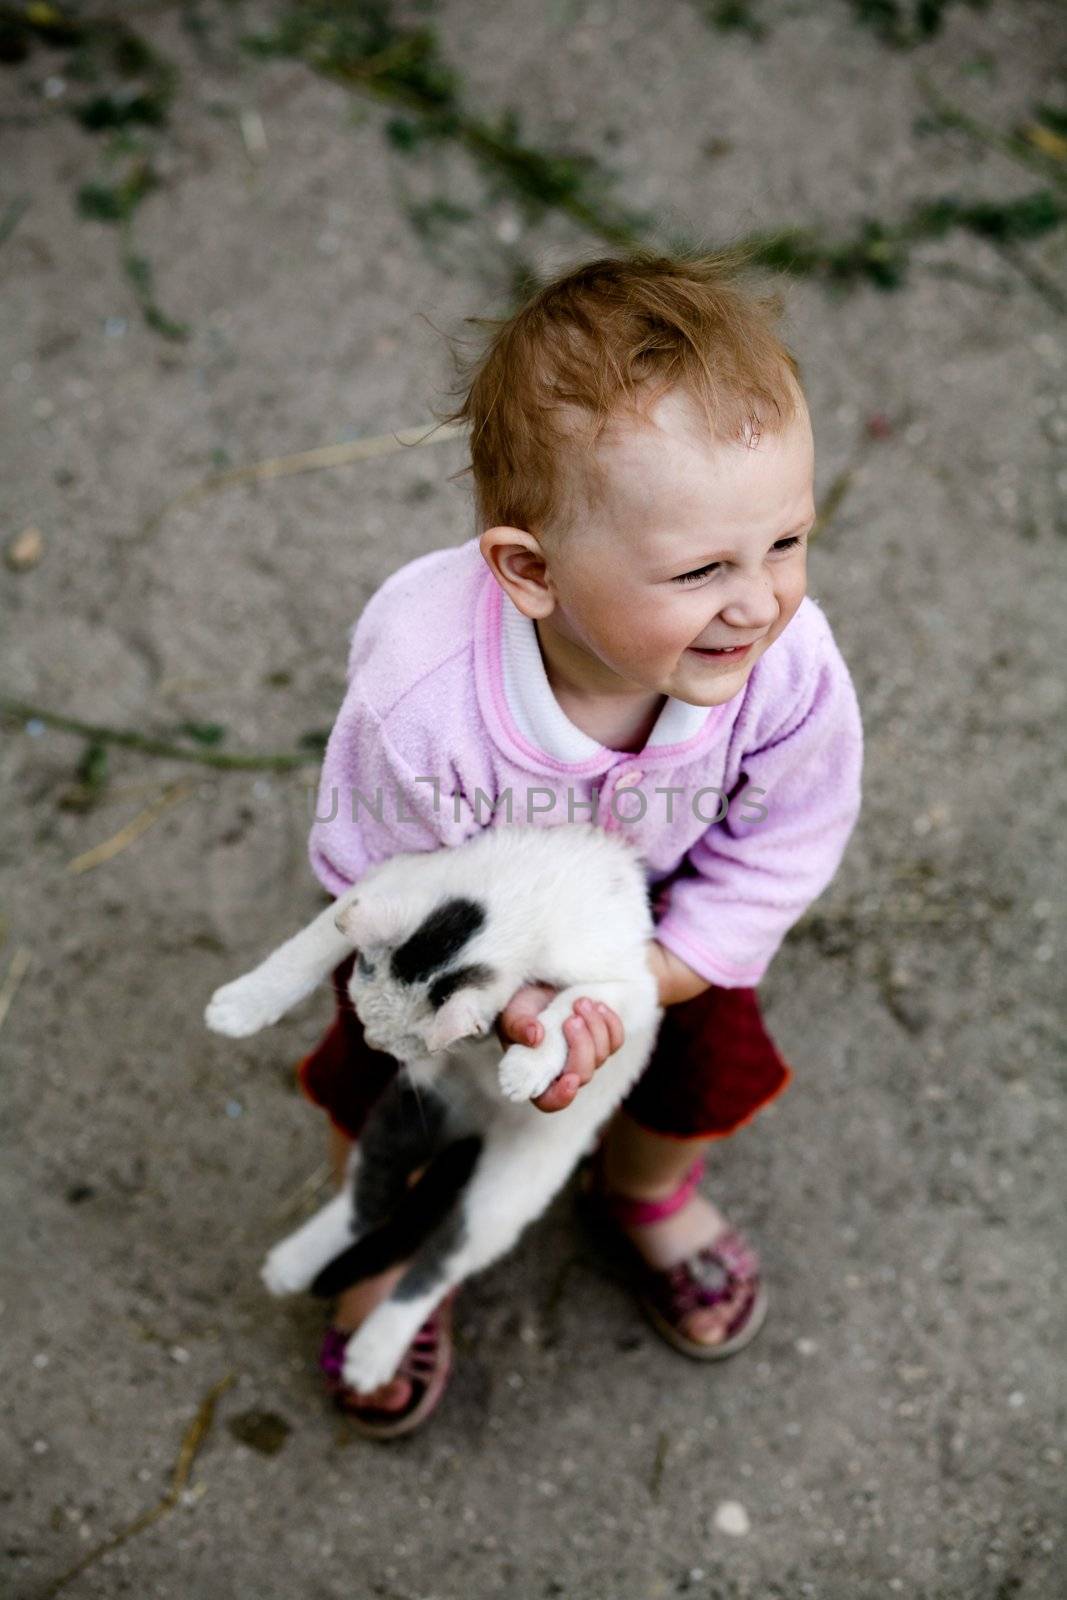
left=335, top=875, right=500, bottom=1068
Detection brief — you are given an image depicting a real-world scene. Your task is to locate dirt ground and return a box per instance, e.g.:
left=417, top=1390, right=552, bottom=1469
left=2, top=2, right=1065, bottom=1597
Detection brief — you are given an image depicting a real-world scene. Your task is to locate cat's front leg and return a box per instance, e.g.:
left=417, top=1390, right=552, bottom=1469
left=497, top=979, right=651, bottom=1102
left=261, top=1192, right=354, bottom=1297
left=206, top=891, right=359, bottom=1037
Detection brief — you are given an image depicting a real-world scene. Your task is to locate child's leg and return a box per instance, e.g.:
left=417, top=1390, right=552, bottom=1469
left=597, top=982, right=792, bottom=1348
left=598, top=1110, right=745, bottom=1345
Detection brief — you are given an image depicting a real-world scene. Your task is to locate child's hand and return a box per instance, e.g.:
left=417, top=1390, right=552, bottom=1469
left=496, top=984, right=625, bottom=1113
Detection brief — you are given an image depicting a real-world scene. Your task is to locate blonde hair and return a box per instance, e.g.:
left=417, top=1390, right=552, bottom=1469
left=437, top=247, right=801, bottom=541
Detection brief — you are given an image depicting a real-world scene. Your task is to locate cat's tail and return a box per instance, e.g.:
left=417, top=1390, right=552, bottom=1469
left=309, top=1136, right=483, bottom=1298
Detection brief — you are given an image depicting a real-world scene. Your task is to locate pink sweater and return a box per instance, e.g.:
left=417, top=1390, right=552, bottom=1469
left=309, top=538, right=863, bottom=989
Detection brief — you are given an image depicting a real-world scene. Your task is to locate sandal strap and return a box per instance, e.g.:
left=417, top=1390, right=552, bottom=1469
left=592, top=1154, right=708, bottom=1228
left=709, top=1227, right=761, bottom=1280
left=647, top=1233, right=761, bottom=1320
left=318, top=1295, right=452, bottom=1392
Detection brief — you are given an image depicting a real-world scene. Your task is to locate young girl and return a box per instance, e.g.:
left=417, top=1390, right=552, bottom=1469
left=297, top=249, right=863, bottom=1437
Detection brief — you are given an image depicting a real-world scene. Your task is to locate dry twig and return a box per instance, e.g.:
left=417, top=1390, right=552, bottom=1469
left=65, top=781, right=195, bottom=875
left=0, top=946, right=31, bottom=1033
left=139, top=419, right=466, bottom=540
left=271, top=1161, right=334, bottom=1223
left=41, top=1373, right=235, bottom=1599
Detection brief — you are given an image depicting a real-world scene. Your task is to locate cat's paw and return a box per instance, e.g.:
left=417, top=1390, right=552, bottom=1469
left=498, top=1035, right=568, bottom=1103
left=261, top=1239, right=316, bottom=1297
left=205, top=977, right=281, bottom=1038
left=341, top=1322, right=404, bottom=1392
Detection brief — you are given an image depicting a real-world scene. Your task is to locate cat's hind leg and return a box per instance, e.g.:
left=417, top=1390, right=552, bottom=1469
left=338, top=1158, right=488, bottom=1393
left=339, top=1134, right=557, bottom=1392
left=312, top=1134, right=480, bottom=1299
left=261, top=1191, right=356, bottom=1297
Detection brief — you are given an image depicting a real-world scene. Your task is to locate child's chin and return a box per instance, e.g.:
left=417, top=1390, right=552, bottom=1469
left=680, top=660, right=755, bottom=698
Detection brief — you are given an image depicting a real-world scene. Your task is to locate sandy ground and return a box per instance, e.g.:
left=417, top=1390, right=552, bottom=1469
left=2, top=2, right=1065, bottom=1596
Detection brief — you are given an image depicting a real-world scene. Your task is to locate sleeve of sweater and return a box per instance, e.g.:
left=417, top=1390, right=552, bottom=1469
left=307, top=687, right=476, bottom=897
left=653, top=622, right=864, bottom=990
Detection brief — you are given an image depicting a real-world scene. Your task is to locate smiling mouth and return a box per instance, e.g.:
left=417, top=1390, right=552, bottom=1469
left=689, top=641, right=758, bottom=659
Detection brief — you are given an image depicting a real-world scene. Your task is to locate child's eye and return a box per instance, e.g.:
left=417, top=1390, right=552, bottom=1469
left=674, top=561, right=720, bottom=586
left=673, top=535, right=803, bottom=586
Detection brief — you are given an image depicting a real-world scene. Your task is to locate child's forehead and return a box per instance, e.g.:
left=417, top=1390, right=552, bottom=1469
left=601, top=384, right=806, bottom=460
left=579, top=388, right=813, bottom=525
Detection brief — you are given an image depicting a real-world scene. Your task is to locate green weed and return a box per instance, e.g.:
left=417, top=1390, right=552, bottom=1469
left=848, top=0, right=990, bottom=47
left=1, top=2, right=185, bottom=338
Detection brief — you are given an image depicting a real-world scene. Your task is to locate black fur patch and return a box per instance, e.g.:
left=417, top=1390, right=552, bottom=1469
left=393, top=1203, right=468, bottom=1302
left=353, top=1079, right=450, bottom=1229
left=390, top=896, right=486, bottom=985
left=309, top=1136, right=482, bottom=1298
left=427, top=962, right=496, bottom=1011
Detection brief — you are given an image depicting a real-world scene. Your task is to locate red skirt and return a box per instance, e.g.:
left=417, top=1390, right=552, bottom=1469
left=297, top=954, right=792, bottom=1144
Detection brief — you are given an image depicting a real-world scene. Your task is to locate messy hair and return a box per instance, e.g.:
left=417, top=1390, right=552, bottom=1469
left=436, top=247, right=801, bottom=541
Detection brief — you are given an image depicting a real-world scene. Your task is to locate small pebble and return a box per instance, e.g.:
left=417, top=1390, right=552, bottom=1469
left=5, top=526, right=44, bottom=571
left=170, top=1345, right=190, bottom=1365
left=713, top=1500, right=750, bottom=1536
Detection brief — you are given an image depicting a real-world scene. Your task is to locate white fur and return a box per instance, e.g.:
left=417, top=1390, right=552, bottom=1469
left=206, top=823, right=662, bottom=1391
left=205, top=891, right=360, bottom=1037
left=260, top=1191, right=355, bottom=1297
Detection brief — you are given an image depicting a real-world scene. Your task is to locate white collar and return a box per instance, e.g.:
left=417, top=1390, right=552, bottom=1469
left=499, top=595, right=709, bottom=763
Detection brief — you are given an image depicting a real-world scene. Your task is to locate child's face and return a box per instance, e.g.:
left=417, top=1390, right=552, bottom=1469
left=541, top=387, right=815, bottom=708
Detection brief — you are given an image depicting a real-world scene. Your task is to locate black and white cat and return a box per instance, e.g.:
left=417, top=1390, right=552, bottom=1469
left=205, top=823, right=662, bottom=1394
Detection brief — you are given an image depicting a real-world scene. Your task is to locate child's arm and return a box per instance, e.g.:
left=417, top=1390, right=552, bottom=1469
left=646, top=940, right=709, bottom=1006
left=497, top=942, right=705, bottom=1114
left=654, top=620, right=863, bottom=989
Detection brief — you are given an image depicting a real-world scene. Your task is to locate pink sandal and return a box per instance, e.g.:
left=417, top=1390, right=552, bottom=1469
left=319, top=1291, right=457, bottom=1439
left=579, top=1153, right=767, bottom=1360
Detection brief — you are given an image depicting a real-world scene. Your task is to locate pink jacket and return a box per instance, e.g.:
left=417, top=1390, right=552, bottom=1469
left=309, top=538, right=863, bottom=989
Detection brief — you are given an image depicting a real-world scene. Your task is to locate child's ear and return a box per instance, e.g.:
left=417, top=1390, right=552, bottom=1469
left=334, top=894, right=412, bottom=948
left=425, top=992, right=491, bottom=1052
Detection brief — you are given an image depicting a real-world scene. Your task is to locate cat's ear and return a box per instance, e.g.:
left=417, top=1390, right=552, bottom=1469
left=425, top=993, right=491, bottom=1053
left=334, top=893, right=412, bottom=948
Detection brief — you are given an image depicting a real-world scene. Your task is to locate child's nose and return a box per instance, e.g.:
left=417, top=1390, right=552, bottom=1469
left=718, top=580, right=779, bottom=630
